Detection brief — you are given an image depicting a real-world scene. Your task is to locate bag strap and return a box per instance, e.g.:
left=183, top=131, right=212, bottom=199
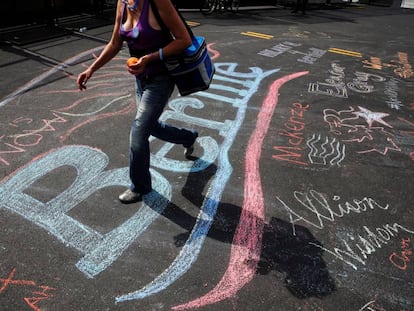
left=150, top=0, right=195, bottom=39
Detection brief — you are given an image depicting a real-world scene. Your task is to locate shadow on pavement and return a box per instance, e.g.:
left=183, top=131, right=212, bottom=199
left=151, top=158, right=336, bottom=299
left=258, top=217, right=336, bottom=299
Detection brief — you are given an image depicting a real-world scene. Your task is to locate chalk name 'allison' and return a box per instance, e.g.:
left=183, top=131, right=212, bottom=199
left=276, top=189, right=414, bottom=269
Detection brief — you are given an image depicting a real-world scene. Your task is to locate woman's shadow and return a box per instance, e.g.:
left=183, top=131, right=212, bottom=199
left=154, top=158, right=336, bottom=299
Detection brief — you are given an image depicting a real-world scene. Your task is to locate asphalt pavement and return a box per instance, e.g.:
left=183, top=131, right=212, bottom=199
left=0, top=3, right=414, bottom=311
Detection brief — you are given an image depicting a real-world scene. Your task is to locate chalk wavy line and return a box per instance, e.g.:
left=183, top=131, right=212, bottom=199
left=114, top=66, right=279, bottom=304
left=330, top=141, right=346, bottom=166
left=207, top=43, right=220, bottom=60
left=173, top=71, right=309, bottom=310
left=0, top=45, right=105, bottom=108
left=323, top=138, right=337, bottom=160
left=59, top=101, right=135, bottom=142
left=55, top=94, right=131, bottom=116
left=319, top=136, right=330, bottom=157
left=307, top=133, right=320, bottom=158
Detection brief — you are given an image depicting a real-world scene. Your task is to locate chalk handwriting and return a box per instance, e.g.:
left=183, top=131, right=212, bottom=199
left=116, top=63, right=279, bottom=303
left=359, top=299, right=409, bottom=311
left=308, top=63, right=347, bottom=98
left=273, top=102, right=309, bottom=166
left=308, top=63, right=385, bottom=97
left=276, top=189, right=414, bottom=270
left=311, top=223, right=414, bottom=270
left=0, top=267, right=56, bottom=311
left=362, top=56, right=399, bottom=71
left=0, top=57, right=134, bottom=168
left=0, top=61, right=280, bottom=304
left=258, top=42, right=326, bottom=64
left=0, top=113, right=67, bottom=166
left=258, top=41, right=301, bottom=58
left=276, top=189, right=389, bottom=231
left=393, top=52, right=413, bottom=79
left=0, top=146, right=172, bottom=278
left=389, top=237, right=413, bottom=270
left=362, top=52, right=413, bottom=79
left=347, top=71, right=386, bottom=93
left=363, top=57, right=385, bottom=70
left=384, top=77, right=403, bottom=110
left=289, top=47, right=326, bottom=64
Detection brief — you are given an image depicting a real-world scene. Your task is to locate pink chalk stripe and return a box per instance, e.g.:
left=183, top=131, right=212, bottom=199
left=172, top=71, right=309, bottom=310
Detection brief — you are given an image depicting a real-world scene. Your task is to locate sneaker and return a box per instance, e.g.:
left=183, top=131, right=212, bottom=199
left=118, top=189, right=143, bottom=204
left=184, top=131, right=198, bottom=158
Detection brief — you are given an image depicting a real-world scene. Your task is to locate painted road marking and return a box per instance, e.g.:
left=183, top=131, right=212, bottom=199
left=328, top=47, right=362, bottom=58
left=186, top=21, right=201, bottom=27
left=241, top=31, right=274, bottom=40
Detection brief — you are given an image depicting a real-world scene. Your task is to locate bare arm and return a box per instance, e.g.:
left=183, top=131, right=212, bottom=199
left=151, top=0, right=192, bottom=59
left=77, top=0, right=124, bottom=90
left=126, top=0, right=192, bottom=76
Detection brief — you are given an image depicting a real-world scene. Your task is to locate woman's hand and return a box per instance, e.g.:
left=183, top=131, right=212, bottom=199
left=127, top=54, right=154, bottom=76
left=77, top=68, right=94, bottom=91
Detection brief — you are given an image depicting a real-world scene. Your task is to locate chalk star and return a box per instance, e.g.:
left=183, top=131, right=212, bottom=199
left=353, top=106, right=392, bottom=128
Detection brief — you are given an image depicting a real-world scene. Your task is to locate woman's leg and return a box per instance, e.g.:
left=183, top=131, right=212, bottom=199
left=127, top=74, right=197, bottom=197
left=127, top=75, right=172, bottom=194
left=151, top=121, right=198, bottom=147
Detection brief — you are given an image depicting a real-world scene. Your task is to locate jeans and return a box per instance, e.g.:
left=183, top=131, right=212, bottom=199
left=129, top=73, right=196, bottom=194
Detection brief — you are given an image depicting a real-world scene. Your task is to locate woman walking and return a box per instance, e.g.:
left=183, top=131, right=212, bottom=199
left=77, top=0, right=198, bottom=203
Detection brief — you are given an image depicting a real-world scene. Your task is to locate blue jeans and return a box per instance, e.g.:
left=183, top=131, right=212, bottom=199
left=129, top=73, right=195, bottom=194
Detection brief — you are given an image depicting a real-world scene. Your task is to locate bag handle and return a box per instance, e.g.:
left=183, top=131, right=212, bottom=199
left=150, top=0, right=195, bottom=39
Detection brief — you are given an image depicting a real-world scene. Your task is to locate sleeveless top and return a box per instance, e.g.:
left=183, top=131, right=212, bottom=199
left=119, top=0, right=172, bottom=78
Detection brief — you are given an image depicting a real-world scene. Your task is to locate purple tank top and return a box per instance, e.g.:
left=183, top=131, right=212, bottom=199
left=119, top=0, right=172, bottom=77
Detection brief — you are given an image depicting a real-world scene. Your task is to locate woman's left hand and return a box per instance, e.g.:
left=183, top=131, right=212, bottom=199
left=127, top=54, right=154, bottom=75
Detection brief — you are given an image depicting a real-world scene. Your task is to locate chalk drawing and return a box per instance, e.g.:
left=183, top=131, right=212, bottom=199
left=306, top=134, right=346, bottom=167
left=362, top=52, right=413, bottom=81
left=0, top=267, right=56, bottom=311
left=389, top=237, right=412, bottom=270
left=258, top=41, right=301, bottom=58
left=353, top=106, right=392, bottom=128
left=276, top=189, right=389, bottom=231
left=115, top=64, right=280, bottom=303
left=288, top=47, right=326, bottom=64
left=0, top=46, right=106, bottom=108
left=347, top=71, right=385, bottom=94
left=0, top=60, right=279, bottom=302
left=359, top=298, right=410, bottom=311
left=272, top=101, right=309, bottom=166
left=394, top=52, right=413, bottom=79
left=311, top=222, right=414, bottom=270
left=258, top=41, right=325, bottom=64
left=0, top=50, right=135, bottom=168
left=309, top=63, right=385, bottom=98
left=308, top=62, right=347, bottom=98
left=172, top=71, right=309, bottom=310
left=384, top=77, right=403, bottom=110
left=282, top=27, right=313, bottom=38
left=323, top=106, right=401, bottom=155
left=0, top=145, right=171, bottom=278
left=276, top=189, right=414, bottom=269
